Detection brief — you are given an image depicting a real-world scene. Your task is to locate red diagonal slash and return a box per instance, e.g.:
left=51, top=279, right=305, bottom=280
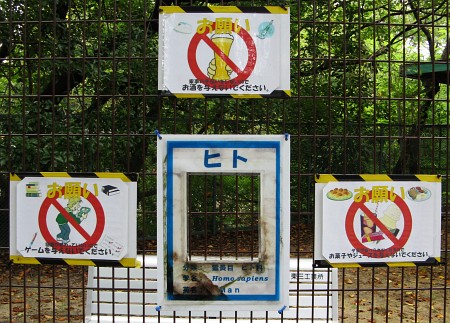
left=345, top=190, right=412, bottom=259
left=358, top=203, right=400, bottom=244
left=199, top=33, right=242, bottom=74
left=51, top=200, right=91, bottom=240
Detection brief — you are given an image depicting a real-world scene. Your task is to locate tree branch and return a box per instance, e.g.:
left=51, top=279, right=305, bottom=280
left=408, top=0, right=435, bottom=60
left=393, top=0, right=442, bottom=174
left=0, top=41, right=8, bottom=64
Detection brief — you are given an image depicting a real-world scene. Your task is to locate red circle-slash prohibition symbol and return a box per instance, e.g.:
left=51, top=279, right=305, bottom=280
left=345, top=191, right=412, bottom=258
left=188, top=22, right=257, bottom=90
left=38, top=187, right=105, bottom=254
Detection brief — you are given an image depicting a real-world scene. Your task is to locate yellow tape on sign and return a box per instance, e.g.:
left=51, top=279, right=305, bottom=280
left=41, top=172, right=71, bottom=178
left=159, top=5, right=289, bottom=14
left=64, top=259, right=96, bottom=266
left=10, top=256, right=140, bottom=267
left=331, top=263, right=362, bottom=268
left=159, top=6, right=186, bottom=14
left=209, top=6, right=243, bottom=13
left=231, top=94, right=263, bottom=99
left=265, top=6, right=290, bottom=14
left=360, top=174, right=393, bottom=181
left=316, top=173, right=441, bottom=182
left=10, top=256, right=42, bottom=265
left=10, top=173, right=21, bottom=181
left=174, top=94, right=205, bottom=99
left=387, top=262, right=416, bottom=267
left=315, top=174, right=338, bottom=183
left=95, top=172, right=132, bottom=182
left=416, top=174, right=441, bottom=182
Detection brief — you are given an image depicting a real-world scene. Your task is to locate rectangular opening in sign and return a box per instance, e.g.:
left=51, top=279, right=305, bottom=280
left=187, top=173, right=260, bottom=262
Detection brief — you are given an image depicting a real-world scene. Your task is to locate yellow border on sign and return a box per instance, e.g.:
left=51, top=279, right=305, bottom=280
left=41, top=172, right=71, bottom=177
left=360, top=174, right=393, bottom=181
left=209, top=6, right=243, bottom=13
left=10, top=256, right=141, bottom=267
left=95, top=172, right=132, bottom=182
left=416, top=174, right=441, bottom=182
left=64, top=259, right=97, bottom=266
left=331, top=263, right=361, bottom=268
left=174, top=94, right=206, bottom=99
left=264, top=6, right=290, bottom=14
left=159, top=6, right=186, bottom=13
left=159, top=6, right=290, bottom=14
left=231, top=94, right=263, bottom=99
left=387, top=262, right=416, bottom=267
left=10, top=173, right=21, bottom=181
left=315, top=174, right=338, bottom=183
left=10, top=256, right=42, bottom=265
left=316, top=174, right=441, bottom=183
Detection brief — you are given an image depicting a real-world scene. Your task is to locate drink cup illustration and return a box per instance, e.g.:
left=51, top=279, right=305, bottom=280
left=211, top=33, right=234, bottom=80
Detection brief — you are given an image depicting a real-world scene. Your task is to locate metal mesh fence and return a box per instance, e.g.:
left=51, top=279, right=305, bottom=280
left=0, top=0, right=449, bottom=322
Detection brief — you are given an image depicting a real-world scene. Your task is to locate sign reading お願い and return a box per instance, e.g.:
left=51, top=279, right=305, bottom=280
left=158, top=6, right=290, bottom=98
left=10, top=173, right=139, bottom=267
left=314, top=174, right=442, bottom=267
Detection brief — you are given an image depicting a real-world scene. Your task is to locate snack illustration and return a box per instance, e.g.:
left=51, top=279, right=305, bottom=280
left=361, top=213, right=384, bottom=242
left=378, top=204, right=401, bottom=236
left=327, top=188, right=353, bottom=201
left=361, top=214, right=376, bottom=235
left=407, top=186, right=431, bottom=201
left=362, top=231, right=384, bottom=243
left=361, top=204, right=401, bottom=243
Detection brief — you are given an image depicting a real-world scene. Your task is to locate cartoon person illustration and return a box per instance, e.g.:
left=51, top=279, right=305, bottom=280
left=56, top=196, right=90, bottom=244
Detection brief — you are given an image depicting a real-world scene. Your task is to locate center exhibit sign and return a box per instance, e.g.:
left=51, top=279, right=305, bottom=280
left=314, top=174, right=442, bottom=267
left=158, top=6, right=290, bottom=98
left=157, top=134, right=290, bottom=312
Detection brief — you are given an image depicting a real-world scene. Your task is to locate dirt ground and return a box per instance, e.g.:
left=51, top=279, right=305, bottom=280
left=1, top=224, right=449, bottom=322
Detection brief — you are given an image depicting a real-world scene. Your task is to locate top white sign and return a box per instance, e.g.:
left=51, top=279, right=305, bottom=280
left=158, top=6, right=290, bottom=98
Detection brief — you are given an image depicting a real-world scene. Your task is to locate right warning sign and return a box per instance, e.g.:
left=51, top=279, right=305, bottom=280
left=314, top=174, right=442, bottom=267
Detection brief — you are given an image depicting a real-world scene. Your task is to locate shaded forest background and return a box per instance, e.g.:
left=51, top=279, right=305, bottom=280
left=0, top=1, right=449, bottom=322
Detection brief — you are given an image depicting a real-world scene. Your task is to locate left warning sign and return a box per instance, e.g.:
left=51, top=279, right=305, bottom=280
left=10, top=173, right=138, bottom=266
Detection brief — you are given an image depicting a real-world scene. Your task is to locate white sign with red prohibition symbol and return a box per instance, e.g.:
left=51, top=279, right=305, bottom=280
left=314, top=178, right=441, bottom=265
left=12, top=176, right=134, bottom=261
left=158, top=7, right=290, bottom=97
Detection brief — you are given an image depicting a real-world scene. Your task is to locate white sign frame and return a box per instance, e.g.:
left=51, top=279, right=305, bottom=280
left=157, top=134, right=290, bottom=312
left=314, top=174, right=442, bottom=267
left=10, top=173, right=138, bottom=266
left=158, top=6, right=290, bottom=98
